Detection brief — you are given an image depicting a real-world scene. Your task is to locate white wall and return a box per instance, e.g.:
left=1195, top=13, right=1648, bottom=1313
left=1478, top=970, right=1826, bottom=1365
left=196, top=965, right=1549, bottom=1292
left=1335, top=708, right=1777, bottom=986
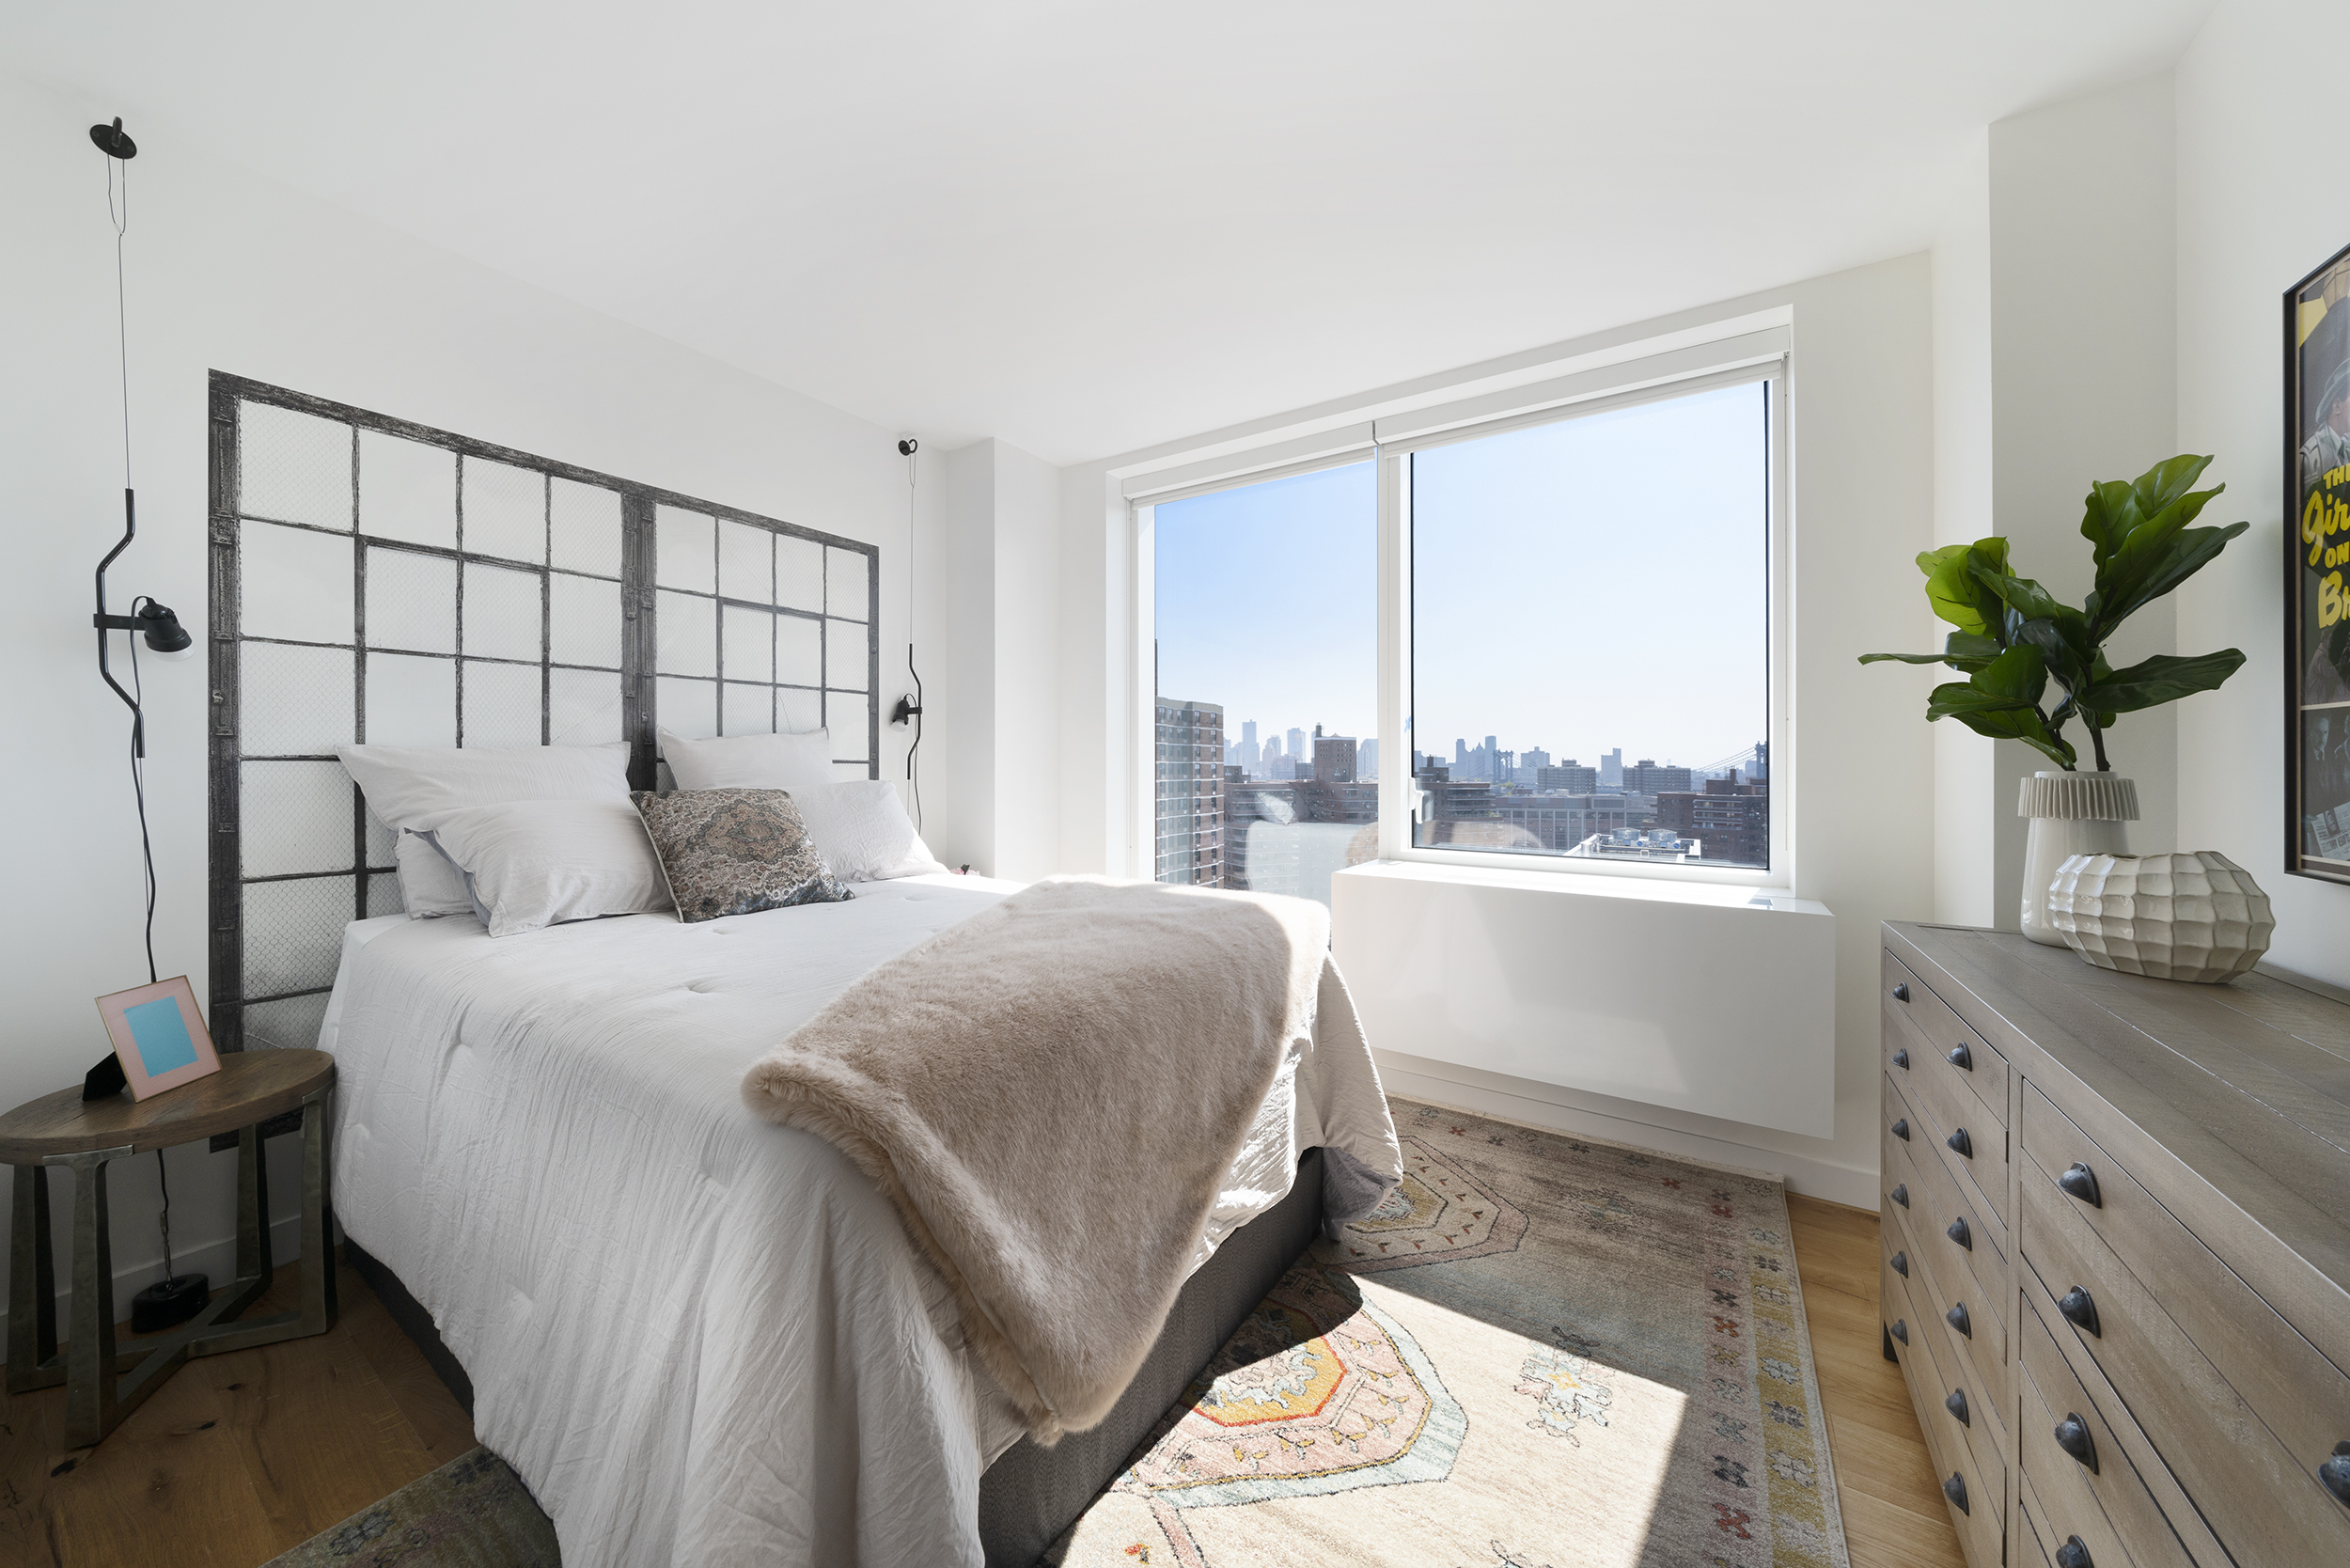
left=1932, top=135, right=2000, bottom=925
left=2175, top=0, right=2350, bottom=987
left=932, top=437, right=1063, bottom=879
left=0, top=70, right=937, bottom=1320
left=1060, top=255, right=1936, bottom=1204
left=1989, top=76, right=2183, bottom=916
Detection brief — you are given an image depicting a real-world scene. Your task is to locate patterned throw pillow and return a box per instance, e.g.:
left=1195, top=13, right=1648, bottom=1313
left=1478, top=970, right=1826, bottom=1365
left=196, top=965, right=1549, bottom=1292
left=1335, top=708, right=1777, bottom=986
left=632, top=789, right=854, bottom=923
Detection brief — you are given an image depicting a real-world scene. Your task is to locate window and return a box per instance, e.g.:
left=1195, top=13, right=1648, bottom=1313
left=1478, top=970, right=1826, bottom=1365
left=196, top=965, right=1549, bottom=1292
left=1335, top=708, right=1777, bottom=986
left=1407, top=379, right=1775, bottom=871
left=1149, top=462, right=1377, bottom=904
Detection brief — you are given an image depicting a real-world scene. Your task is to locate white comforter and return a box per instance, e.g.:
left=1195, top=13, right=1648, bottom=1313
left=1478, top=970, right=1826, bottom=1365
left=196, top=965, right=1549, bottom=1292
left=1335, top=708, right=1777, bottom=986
left=324, top=873, right=1398, bottom=1568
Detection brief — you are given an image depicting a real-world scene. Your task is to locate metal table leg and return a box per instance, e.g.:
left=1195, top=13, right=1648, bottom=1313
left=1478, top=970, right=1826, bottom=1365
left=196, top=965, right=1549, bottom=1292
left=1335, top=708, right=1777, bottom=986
left=6, top=1164, right=59, bottom=1394
left=52, top=1145, right=133, bottom=1448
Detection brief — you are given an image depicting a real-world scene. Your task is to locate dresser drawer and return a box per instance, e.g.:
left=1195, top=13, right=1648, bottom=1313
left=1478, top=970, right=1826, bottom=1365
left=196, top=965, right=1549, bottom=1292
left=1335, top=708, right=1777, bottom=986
left=2018, top=1292, right=2195, bottom=1568
left=1887, top=1075, right=2010, bottom=1410
left=1885, top=991, right=2010, bottom=1238
left=2019, top=1141, right=2350, bottom=1565
left=1887, top=1244, right=2005, bottom=1568
left=2021, top=1081, right=2350, bottom=1551
left=1884, top=948, right=2010, bottom=1126
left=1889, top=1223, right=2007, bottom=1492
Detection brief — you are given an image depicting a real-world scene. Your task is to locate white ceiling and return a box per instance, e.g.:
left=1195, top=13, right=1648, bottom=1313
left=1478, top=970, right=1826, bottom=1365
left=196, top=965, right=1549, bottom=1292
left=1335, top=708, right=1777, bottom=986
left=6, top=1, right=2214, bottom=465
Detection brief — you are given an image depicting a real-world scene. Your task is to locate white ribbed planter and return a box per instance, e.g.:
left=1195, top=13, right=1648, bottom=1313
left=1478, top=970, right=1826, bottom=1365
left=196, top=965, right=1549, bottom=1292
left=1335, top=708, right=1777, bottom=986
left=2046, top=852, right=2276, bottom=982
left=2018, top=772, right=2138, bottom=947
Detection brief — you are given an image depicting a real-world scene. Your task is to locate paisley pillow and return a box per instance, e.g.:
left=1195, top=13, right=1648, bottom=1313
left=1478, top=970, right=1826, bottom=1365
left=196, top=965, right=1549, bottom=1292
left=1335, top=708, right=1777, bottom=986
left=632, top=789, right=854, bottom=923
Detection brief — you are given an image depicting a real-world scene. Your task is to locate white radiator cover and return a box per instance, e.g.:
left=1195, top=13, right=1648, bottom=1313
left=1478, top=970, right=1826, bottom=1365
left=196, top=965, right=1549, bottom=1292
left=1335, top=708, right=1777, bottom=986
left=1331, top=861, right=1838, bottom=1138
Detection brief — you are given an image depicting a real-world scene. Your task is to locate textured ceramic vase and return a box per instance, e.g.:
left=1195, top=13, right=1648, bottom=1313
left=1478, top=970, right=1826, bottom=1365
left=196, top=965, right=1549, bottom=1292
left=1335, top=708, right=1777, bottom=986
left=2046, top=852, right=2276, bottom=982
left=2019, top=772, right=2138, bottom=946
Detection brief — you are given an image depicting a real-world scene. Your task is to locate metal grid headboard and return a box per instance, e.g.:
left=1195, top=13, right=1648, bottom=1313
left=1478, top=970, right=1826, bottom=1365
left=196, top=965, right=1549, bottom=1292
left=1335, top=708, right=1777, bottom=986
left=206, top=372, right=882, bottom=1059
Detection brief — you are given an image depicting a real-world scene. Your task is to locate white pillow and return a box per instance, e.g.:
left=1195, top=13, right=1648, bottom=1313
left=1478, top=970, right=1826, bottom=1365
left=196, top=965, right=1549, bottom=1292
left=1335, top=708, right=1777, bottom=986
left=395, top=832, right=476, bottom=917
left=659, top=728, right=834, bottom=792
left=337, top=743, right=634, bottom=917
left=411, top=799, right=671, bottom=937
left=787, top=781, right=948, bottom=881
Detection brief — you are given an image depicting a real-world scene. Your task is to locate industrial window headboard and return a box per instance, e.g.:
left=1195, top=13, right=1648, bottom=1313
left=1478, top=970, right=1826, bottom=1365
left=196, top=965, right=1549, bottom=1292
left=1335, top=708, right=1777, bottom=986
left=206, top=372, right=881, bottom=1061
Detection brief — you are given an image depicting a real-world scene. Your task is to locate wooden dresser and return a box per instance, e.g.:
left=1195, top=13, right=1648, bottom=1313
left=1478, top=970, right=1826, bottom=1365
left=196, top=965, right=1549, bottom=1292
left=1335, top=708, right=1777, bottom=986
left=1879, top=922, right=2350, bottom=1568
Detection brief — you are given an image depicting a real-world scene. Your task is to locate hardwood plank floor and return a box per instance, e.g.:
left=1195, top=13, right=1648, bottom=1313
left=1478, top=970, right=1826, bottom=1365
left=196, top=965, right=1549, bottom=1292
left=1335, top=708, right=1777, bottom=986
left=1789, top=1192, right=1968, bottom=1568
left=0, top=1259, right=474, bottom=1568
left=0, top=1197, right=1959, bottom=1566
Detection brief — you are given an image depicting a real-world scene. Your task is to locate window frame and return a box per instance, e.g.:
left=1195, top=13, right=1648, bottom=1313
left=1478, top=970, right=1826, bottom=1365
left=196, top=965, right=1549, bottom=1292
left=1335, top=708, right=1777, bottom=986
left=1128, top=330, right=1794, bottom=893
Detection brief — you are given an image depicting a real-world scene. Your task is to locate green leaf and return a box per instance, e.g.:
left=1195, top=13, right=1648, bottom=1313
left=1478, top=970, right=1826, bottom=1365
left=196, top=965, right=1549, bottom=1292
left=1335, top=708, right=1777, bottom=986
left=1859, top=652, right=1954, bottom=665
left=1967, top=566, right=2068, bottom=625
left=1972, top=642, right=2048, bottom=705
left=1933, top=697, right=2078, bottom=767
left=2097, top=521, right=2250, bottom=631
left=2082, top=649, right=2247, bottom=714
left=1946, top=632, right=2001, bottom=662
left=2130, top=454, right=2214, bottom=522
left=2079, top=479, right=2141, bottom=575
left=1918, top=544, right=1988, bottom=635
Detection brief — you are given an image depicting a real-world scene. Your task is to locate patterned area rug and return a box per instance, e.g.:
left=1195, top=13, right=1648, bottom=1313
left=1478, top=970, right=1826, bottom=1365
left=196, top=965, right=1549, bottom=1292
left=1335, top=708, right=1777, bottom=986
left=263, top=1446, right=558, bottom=1567
left=1044, top=1098, right=1852, bottom=1568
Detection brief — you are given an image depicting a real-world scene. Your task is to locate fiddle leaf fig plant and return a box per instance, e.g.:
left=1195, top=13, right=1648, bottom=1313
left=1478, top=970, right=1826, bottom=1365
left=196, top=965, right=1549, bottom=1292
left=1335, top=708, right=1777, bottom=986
left=1861, top=454, right=2251, bottom=772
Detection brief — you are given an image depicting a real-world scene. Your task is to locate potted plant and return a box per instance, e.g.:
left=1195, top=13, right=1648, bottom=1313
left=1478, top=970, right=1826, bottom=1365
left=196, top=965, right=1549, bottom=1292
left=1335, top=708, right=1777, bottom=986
left=1863, top=454, right=2249, bottom=943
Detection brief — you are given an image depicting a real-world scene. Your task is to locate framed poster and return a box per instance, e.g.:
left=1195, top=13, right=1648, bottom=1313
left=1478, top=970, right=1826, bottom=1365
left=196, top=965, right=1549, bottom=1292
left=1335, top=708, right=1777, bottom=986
left=2288, top=239, right=2350, bottom=884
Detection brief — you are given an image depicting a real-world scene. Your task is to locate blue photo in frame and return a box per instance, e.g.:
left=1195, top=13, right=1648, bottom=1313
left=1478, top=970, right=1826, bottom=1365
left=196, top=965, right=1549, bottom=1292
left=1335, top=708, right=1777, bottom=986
left=95, top=976, right=220, bottom=1100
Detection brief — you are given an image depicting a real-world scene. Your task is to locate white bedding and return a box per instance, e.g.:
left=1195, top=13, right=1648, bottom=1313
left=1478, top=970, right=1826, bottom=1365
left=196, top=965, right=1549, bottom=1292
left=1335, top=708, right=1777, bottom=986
left=323, top=872, right=1397, bottom=1567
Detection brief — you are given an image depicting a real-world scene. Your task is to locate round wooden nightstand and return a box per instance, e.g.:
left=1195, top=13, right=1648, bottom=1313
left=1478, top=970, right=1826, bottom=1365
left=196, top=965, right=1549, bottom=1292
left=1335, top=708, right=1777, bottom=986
left=0, top=1048, right=337, bottom=1448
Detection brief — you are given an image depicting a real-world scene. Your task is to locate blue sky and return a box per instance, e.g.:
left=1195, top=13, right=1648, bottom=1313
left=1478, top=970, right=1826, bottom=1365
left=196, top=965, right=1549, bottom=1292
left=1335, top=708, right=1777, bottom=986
left=1153, top=380, right=1768, bottom=770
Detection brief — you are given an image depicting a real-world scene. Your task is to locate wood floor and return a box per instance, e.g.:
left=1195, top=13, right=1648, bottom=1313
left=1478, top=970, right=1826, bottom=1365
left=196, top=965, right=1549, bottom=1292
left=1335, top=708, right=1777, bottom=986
left=1790, top=1193, right=1969, bottom=1568
left=0, top=1205, right=1961, bottom=1567
left=0, top=1259, right=474, bottom=1567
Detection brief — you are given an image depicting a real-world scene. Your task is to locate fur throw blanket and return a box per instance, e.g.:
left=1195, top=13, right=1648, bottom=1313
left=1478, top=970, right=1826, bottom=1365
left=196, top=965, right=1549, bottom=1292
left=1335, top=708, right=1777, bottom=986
left=741, top=875, right=1340, bottom=1442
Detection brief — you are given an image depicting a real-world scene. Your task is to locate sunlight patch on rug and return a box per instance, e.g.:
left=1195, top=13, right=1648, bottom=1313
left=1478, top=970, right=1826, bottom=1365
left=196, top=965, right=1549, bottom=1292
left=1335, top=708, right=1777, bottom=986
left=1043, top=1099, right=1850, bottom=1568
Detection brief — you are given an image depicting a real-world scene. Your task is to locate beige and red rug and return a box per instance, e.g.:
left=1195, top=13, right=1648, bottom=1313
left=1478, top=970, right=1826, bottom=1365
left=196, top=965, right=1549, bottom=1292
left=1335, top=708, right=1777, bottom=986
left=1045, top=1098, right=1852, bottom=1568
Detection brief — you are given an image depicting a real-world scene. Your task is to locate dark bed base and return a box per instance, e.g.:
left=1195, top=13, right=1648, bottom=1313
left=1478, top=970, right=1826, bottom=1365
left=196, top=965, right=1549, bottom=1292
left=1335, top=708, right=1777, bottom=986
left=344, top=1147, right=1326, bottom=1568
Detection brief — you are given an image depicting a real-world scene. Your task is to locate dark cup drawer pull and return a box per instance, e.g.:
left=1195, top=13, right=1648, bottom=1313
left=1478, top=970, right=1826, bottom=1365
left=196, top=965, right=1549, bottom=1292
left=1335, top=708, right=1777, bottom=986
left=1890, top=1183, right=1910, bottom=1209
left=1892, top=1118, right=1911, bottom=1142
left=1942, top=1472, right=1968, bottom=1513
left=1945, top=1388, right=1969, bottom=1426
left=1893, top=1047, right=1910, bottom=1070
left=2319, top=1441, right=2350, bottom=1506
left=1947, top=1126, right=1973, bottom=1158
left=2055, top=1537, right=2093, bottom=1568
left=1892, top=982, right=1910, bottom=1003
left=2059, top=1285, right=2101, bottom=1338
left=1947, top=1216, right=1971, bottom=1250
left=1890, top=1318, right=1908, bottom=1346
left=2058, top=1161, right=2103, bottom=1207
left=1947, top=1301, right=1972, bottom=1338
left=1890, top=1250, right=1909, bottom=1278
left=2055, top=1412, right=2099, bottom=1473
left=1946, top=1042, right=1973, bottom=1071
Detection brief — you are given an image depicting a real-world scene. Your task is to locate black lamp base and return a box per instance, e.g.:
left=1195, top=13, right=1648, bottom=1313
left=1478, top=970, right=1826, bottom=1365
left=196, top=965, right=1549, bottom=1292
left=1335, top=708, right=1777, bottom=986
left=131, top=1273, right=208, bottom=1334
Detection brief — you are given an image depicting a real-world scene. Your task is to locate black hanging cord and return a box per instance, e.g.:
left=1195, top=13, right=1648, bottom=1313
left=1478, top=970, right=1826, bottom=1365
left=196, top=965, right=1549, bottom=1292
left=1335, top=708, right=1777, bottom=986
left=93, top=119, right=181, bottom=1291
left=902, top=442, right=924, bottom=830
left=129, top=609, right=158, bottom=985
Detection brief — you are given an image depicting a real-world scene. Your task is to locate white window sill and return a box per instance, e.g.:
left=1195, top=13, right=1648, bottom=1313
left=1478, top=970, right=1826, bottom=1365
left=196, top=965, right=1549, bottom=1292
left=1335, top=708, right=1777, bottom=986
left=1334, top=857, right=1829, bottom=917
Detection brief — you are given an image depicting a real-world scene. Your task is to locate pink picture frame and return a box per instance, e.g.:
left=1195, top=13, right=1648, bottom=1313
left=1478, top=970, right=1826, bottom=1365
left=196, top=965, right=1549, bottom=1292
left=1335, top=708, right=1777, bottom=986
left=94, top=976, right=222, bottom=1101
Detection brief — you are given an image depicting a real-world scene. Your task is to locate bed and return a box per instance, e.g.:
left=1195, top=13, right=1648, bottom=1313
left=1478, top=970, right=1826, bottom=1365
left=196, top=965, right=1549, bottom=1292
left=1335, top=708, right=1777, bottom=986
left=320, top=873, right=1398, bottom=1565
left=210, top=382, right=1401, bottom=1563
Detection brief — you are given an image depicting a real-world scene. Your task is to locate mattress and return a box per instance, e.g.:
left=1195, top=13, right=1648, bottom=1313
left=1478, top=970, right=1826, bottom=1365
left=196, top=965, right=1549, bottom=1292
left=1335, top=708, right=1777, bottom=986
left=321, top=873, right=1397, bottom=1567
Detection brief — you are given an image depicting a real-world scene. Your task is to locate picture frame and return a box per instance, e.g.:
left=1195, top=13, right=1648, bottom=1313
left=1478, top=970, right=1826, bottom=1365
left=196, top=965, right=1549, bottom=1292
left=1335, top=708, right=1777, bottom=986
left=94, top=976, right=222, bottom=1101
left=2285, top=238, right=2350, bottom=885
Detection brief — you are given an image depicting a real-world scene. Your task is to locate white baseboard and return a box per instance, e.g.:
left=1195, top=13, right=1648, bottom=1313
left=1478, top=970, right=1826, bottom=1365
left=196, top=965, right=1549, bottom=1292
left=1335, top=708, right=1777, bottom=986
left=1375, top=1048, right=1879, bottom=1210
left=0, top=1210, right=312, bottom=1342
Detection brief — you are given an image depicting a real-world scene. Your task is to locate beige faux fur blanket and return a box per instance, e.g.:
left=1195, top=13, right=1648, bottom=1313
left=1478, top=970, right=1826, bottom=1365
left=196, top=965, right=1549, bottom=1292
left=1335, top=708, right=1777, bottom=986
left=740, top=875, right=1336, bottom=1442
